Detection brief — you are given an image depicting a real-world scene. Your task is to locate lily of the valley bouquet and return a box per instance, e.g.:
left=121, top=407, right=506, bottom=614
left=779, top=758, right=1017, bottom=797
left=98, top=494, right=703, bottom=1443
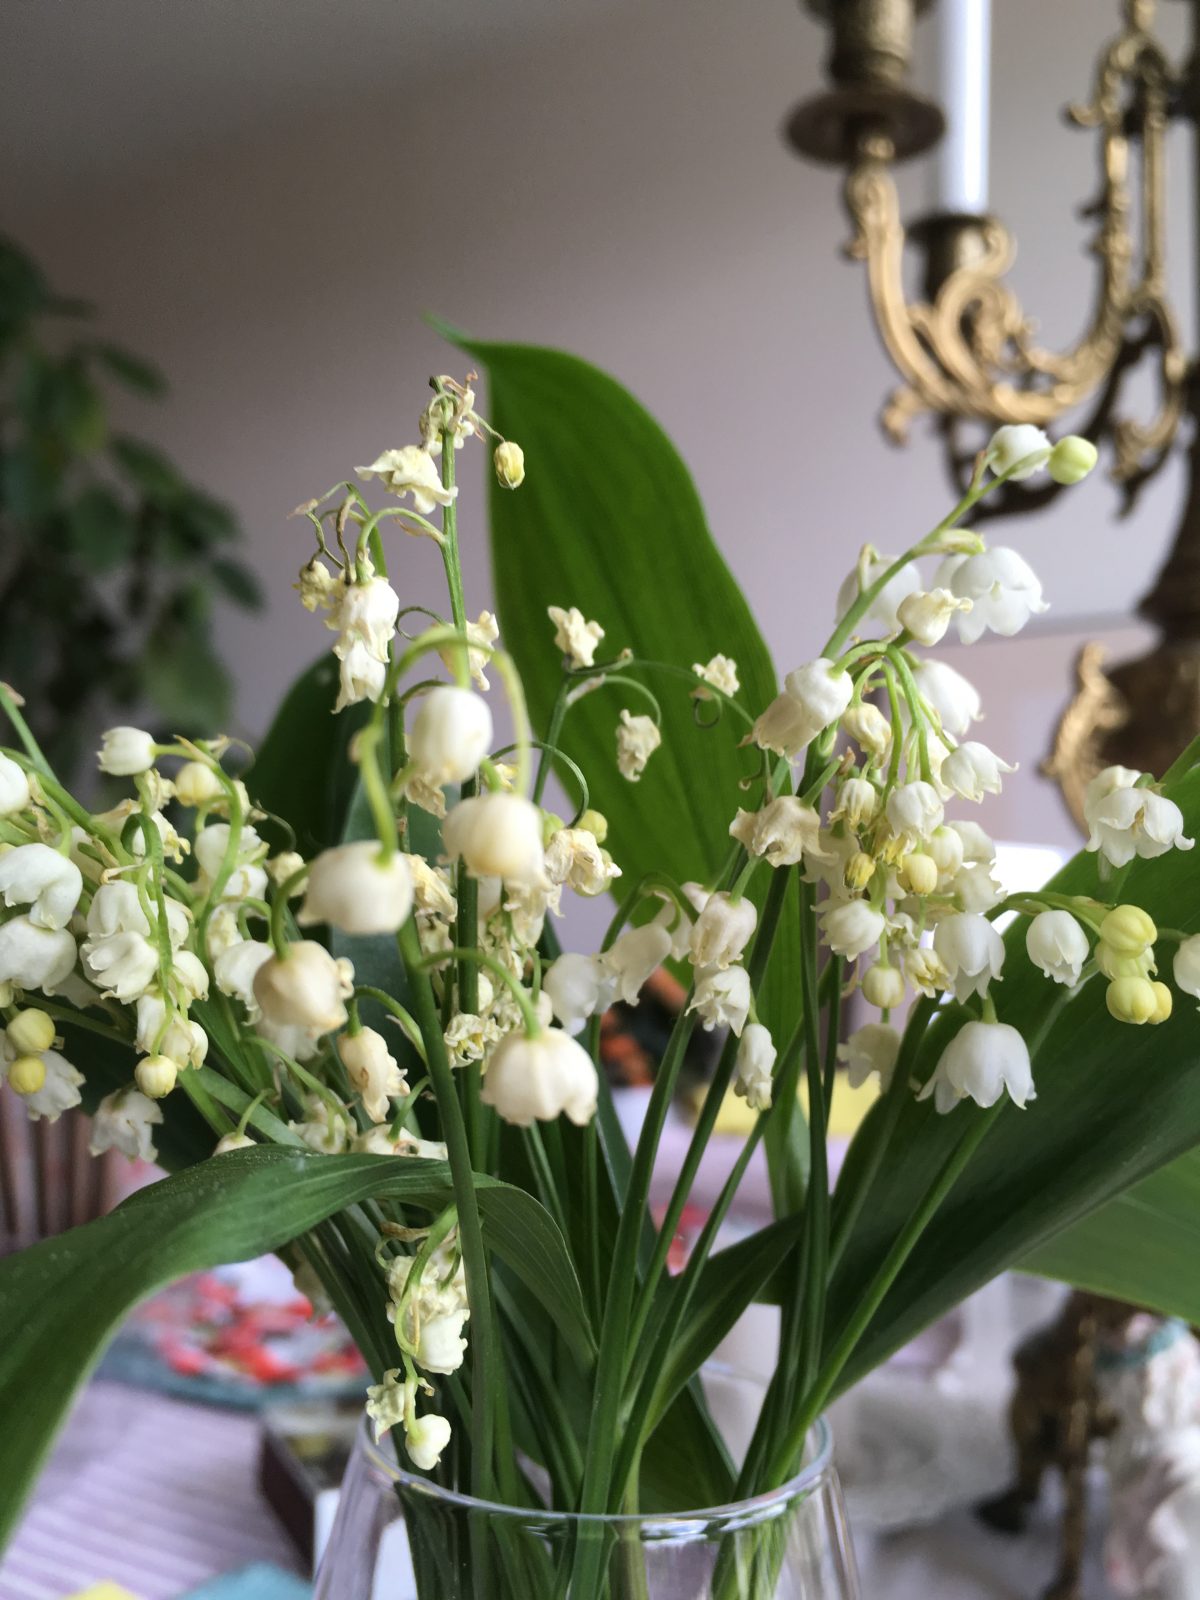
left=2, top=341, right=1200, bottom=1598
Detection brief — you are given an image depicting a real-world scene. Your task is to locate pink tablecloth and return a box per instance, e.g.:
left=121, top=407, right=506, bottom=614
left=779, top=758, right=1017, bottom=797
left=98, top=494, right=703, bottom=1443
left=0, top=1382, right=303, bottom=1600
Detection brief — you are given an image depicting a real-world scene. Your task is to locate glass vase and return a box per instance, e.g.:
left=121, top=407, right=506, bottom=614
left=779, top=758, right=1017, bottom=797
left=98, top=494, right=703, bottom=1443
left=314, top=1366, right=860, bottom=1598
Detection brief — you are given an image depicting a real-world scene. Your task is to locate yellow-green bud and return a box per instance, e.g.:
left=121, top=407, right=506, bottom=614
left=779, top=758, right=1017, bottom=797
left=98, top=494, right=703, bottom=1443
left=1105, top=975, right=1158, bottom=1025
left=578, top=809, right=608, bottom=844
left=8, top=1054, right=46, bottom=1095
left=7, top=1007, right=56, bottom=1055
left=135, top=1054, right=178, bottom=1099
left=174, top=760, right=226, bottom=809
left=862, top=962, right=905, bottom=1010
left=1149, top=981, right=1173, bottom=1025
left=844, top=851, right=877, bottom=892
left=214, top=1131, right=255, bottom=1154
left=540, top=812, right=566, bottom=846
left=493, top=441, right=525, bottom=490
left=1099, top=904, right=1157, bottom=956
left=899, top=852, right=938, bottom=897
left=1048, top=436, right=1098, bottom=486
left=1095, top=940, right=1154, bottom=981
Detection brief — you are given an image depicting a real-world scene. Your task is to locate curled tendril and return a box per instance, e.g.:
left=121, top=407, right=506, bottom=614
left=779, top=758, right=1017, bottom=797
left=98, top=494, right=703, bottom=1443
left=396, top=605, right=447, bottom=640
left=492, top=740, right=590, bottom=827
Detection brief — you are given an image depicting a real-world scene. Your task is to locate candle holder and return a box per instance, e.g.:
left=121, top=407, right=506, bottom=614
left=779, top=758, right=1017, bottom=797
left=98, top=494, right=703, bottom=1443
left=788, top=0, right=1185, bottom=484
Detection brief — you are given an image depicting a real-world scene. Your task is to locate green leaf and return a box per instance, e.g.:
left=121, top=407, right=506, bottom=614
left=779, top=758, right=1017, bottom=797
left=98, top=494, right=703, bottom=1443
left=142, top=622, right=232, bottom=730
left=211, top=557, right=263, bottom=608
left=94, top=343, right=168, bottom=397
left=111, top=435, right=181, bottom=501
left=247, top=654, right=369, bottom=853
left=68, top=486, right=136, bottom=573
left=827, top=767, right=1200, bottom=1390
left=0, top=1147, right=591, bottom=1551
left=1021, top=1149, right=1200, bottom=1322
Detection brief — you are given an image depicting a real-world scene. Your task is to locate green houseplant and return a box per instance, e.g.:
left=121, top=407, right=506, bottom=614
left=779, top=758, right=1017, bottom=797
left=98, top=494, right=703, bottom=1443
left=1, top=341, right=1199, bottom=1595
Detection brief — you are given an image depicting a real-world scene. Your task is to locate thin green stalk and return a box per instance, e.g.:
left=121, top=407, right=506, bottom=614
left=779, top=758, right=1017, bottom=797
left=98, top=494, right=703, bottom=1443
left=796, top=880, right=828, bottom=1393
left=398, top=918, right=516, bottom=1505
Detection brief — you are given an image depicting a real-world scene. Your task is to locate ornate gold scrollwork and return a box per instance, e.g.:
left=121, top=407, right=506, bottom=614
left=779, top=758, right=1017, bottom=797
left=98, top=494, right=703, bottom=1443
left=841, top=0, right=1186, bottom=479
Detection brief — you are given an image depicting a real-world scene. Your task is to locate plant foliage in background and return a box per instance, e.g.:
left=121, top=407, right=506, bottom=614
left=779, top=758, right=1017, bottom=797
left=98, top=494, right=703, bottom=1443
left=0, top=235, right=261, bottom=778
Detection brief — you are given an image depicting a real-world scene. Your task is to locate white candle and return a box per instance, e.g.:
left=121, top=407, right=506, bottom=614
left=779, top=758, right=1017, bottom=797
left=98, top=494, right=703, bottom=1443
left=937, top=0, right=991, bottom=213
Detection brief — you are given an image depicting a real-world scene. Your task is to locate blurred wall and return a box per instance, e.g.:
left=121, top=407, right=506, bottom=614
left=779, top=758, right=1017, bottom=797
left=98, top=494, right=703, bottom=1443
left=6, top=0, right=1194, bottom=884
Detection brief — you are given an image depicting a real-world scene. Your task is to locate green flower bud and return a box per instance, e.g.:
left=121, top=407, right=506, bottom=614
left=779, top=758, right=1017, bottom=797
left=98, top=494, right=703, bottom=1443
left=1048, top=436, right=1098, bottom=486
left=1105, top=975, right=1158, bottom=1025
left=1099, top=904, right=1157, bottom=955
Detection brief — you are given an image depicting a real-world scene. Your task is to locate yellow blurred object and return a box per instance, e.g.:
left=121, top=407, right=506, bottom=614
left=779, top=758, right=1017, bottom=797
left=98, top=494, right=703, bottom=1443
left=709, top=1073, right=879, bottom=1140
left=65, top=1586, right=141, bottom=1600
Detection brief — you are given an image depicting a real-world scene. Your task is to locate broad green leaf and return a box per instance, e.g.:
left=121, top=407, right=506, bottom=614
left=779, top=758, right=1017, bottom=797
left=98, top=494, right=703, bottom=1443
left=111, top=435, right=181, bottom=500
left=247, top=653, right=368, bottom=853
left=68, top=486, right=136, bottom=573
left=94, top=343, right=169, bottom=398
left=0, top=1148, right=591, bottom=1551
left=211, top=556, right=264, bottom=608
left=1022, top=1148, right=1200, bottom=1322
left=827, top=767, right=1200, bottom=1390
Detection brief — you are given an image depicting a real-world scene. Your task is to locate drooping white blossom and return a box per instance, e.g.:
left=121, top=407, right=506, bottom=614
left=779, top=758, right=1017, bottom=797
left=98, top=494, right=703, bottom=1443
left=298, top=842, right=414, bottom=936
left=335, top=639, right=388, bottom=711
left=543, top=953, right=617, bottom=1034
left=687, top=965, right=752, bottom=1035
left=783, top=659, right=855, bottom=737
left=896, top=588, right=973, bottom=647
left=0, top=843, right=83, bottom=930
left=438, top=611, right=499, bottom=691
left=3, top=1046, right=83, bottom=1121
left=0, top=754, right=31, bottom=815
left=885, top=782, right=944, bottom=846
left=919, top=1020, right=1035, bottom=1113
left=733, top=1022, right=776, bottom=1110
left=0, top=917, right=77, bottom=994
left=912, top=659, right=981, bottom=736
left=1026, top=910, right=1089, bottom=987
left=328, top=576, right=400, bottom=665
left=729, top=796, right=827, bottom=869
left=135, top=995, right=208, bottom=1068
left=692, top=655, right=740, bottom=698
left=82, top=929, right=159, bottom=1001
left=544, top=826, right=620, bottom=896
left=688, top=892, right=757, bottom=971
left=841, top=702, right=892, bottom=757
left=194, top=823, right=269, bottom=903
left=616, top=711, right=661, bottom=782
left=1174, top=935, right=1200, bottom=1002
left=603, top=921, right=672, bottom=1005
left=932, top=912, right=1005, bottom=1002
left=339, top=1027, right=408, bottom=1123
left=388, top=1245, right=470, bottom=1375
left=1084, top=769, right=1194, bottom=868
left=89, top=1088, right=163, bottom=1161
left=821, top=900, right=886, bottom=960
left=838, top=1023, right=900, bottom=1091
left=98, top=726, right=157, bottom=776
left=548, top=606, right=605, bottom=669
left=409, top=686, right=493, bottom=785
left=358, top=445, right=456, bottom=514
left=253, top=942, right=352, bottom=1035
left=480, top=1028, right=598, bottom=1126
left=986, top=424, right=1052, bottom=480
left=940, top=547, right=1049, bottom=643
left=405, top=1411, right=453, bottom=1472
left=941, top=742, right=1016, bottom=803
left=443, top=793, right=546, bottom=888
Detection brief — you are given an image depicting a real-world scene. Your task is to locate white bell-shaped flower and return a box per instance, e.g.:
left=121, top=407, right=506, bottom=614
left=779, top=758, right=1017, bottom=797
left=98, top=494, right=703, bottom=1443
left=784, top=658, right=854, bottom=734
left=987, top=424, right=1052, bottom=480
left=0, top=916, right=77, bottom=993
left=952, top=861, right=1003, bottom=914
left=98, top=726, right=157, bottom=776
left=687, top=965, right=752, bottom=1035
left=215, top=939, right=273, bottom=1016
left=298, top=842, right=414, bottom=935
left=919, top=1020, right=1035, bottom=1112
left=173, top=761, right=226, bottom=809
left=733, top=1022, right=776, bottom=1110
left=729, top=796, right=826, bottom=869
left=1084, top=773, right=1194, bottom=869
left=405, top=1411, right=453, bottom=1471
left=896, top=588, right=973, bottom=647
left=89, top=1088, right=163, bottom=1161
left=839, top=1022, right=901, bottom=1091
left=616, top=711, right=661, bottom=781
left=603, top=921, right=672, bottom=1005
left=1173, top=935, right=1200, bottom=1000
left=543, top=953, right=617, bottom=1034
left=912, top=659, right=981, bottom=736
left=940, top=547, right=1048, bottom=643
left=358, top=445, right=456, bottom=514
left=480, top=1027, right=598, bottom=1127
left=336, top=639, right=388, bottom=711
left=885, top=781, right=944, bottom=845
left=689, top=892, right=757, bottom=971
left=835, top=556, right=922, bottom=637
left=330, top=576, right=400, bottom=664
left=253, top=941, right=351, bottom=1035
left=3, top=1047, right=83, bottom=1122
left=0, top=843, right=83, bottom=930
left=135, top=995, right=208, bottom=1067
left=82, top=929, right=159, bottom=1001
left=751, top=692, right=819, bottom=759
left=443, top=793, right=546, bottom=888
left=194, top=822, right=269, bottom=903
left=1025, top=910, right=1089, bottom=987
left=544, top=826, right=620, bottom=897
left=941, top=742, right=1016, bottom=803
left=932, top=912, right=1004, bottom=1002
left=409, top=686, right=493, bottom=785
left=0, top=754, right=31, bottom=816
left=841, top=701, right=892, bottom=758
left=821, top=900, right=886, bottom=960
left=338, top=1027, right=408, bottom=1123
left=86, top=880, right=190, bottom=947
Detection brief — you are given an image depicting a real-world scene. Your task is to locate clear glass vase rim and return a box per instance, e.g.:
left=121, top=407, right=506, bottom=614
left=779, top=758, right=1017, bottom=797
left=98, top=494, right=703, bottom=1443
left=357, top=1386, right=834, bottom=1529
